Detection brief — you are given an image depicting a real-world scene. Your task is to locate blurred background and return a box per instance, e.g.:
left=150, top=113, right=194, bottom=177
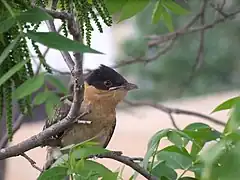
left=1, top=0, right=240, bottom=179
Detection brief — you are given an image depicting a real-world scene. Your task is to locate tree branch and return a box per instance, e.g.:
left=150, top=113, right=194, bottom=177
left=180, top=0, right=208, bottom=95
left=44, top=1, right=75, bottom=70
left=168, top=113, right=180, bottom=130
left=21, top=153, right=43, bottom=172
left=113, top=5, right=240, bottom=69
left=113, top=37, right=177, bottom=68
left=124, top=100, right=225, bottom=126
left=40, top=7, right=72, bottom=21
left=95, top=151, right=158, bottom=180
left=0, top=112, right=88, bottom=160
left=147, top=8, right=240, bottom=47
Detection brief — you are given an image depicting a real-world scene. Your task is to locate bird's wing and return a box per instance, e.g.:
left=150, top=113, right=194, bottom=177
left=43, top=95, right=75, bottom=141
left=44, top=96, right=71, bottom=129
left=103, top=118, right=116, bottom=148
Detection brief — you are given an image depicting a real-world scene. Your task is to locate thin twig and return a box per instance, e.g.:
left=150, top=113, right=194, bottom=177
left=21, top=153, right=43, bottom=172
left=35, top=24, right=63, bottom=74
left=114, top=7, right=240, bottom=69
left=147, top=8, right=240, bottom=47
left=113, top=38, right=177, bottom=68
left=180, top=0, right=208, bottom=95
left=211, top=1, right=227, bottom=18
left=168, top=114, right=180, bottom=130
left=44, top=1, right=75, bottom=70
left=124, top=100, right=225, bottom=126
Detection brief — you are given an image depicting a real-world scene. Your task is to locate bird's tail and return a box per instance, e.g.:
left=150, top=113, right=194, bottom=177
left=43, top=146, right=62, bottom=170
left=39, top=146, right=70, bottom=180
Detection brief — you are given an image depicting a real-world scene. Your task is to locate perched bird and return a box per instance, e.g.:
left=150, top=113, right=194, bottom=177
left=43, top=64, right=138, bottom=170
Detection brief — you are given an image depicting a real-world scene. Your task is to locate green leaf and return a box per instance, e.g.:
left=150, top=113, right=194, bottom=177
left=152, top=1, right=164, bottom=24
left=33, top=91, right=48, bottom=105
left=178, top=177, right=198, bottom=180
left=143, top=129, right=170, bottom=169
left=1, top=0, right=15, bottom=17
left=200, top=140, right=227, bottom=166
left=167, top=131, right=184, bottom=148
left=189, top=162, right=204, bottom=179
left=104, top=0, right=128, bottom=15
left=0, top=58, right=30, bottom=87
left=156, top=145, right=192, bottom=170
left=45, top=75, right=68, bottom=94
left=75, top=160, right=118, bottom=180
left=225, top=129, right=240, bottom=141
left=61, top=141, right=100, bottom=154
left=163, top=0, right=189, bottom=15
left=44, top=92, right=60, bottom=119
left=0, top=33, right=22, bottom=66
left=151, top=161, right=177, bottom=179
left=45, top=98, right=57, bottom=119
left=190, top=140, right=205, bottom=159
left=147, top=129, right=170, bottom=150
left=118, top=0, right=150, bottom=22
left=200, top=140, right=240, bottom=180
left=87, top=0, right=93, bottom=4
left=210, top=142, right=240, bottom=180
left=72, top=146, right=109, bottom=159
left=212, top=96, right=240, bottom=113
left=16, top=7, right=53, bottom=23
left=33, top=90, right=59, bottom=105
left=37, top=167, right=68, bottom=180
left=162, top=8, right=174, bottom=32
left=13, top=73, right=45, bottom=100
left=25, top=31, right=103, bottom=54
left=224, top=100, right=240, bottom=134
left=0, top=17, right=16, bottom=33
left=51, top=154, right=69, bottom=168
left=183, top=123, right=221, bottom=142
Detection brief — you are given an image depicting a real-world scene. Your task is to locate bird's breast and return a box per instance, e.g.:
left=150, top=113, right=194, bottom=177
left=60, top=101, right=116, bottom=147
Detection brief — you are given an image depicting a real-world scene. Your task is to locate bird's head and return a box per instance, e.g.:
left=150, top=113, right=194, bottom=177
left=84, top=64, right=138, bottom=105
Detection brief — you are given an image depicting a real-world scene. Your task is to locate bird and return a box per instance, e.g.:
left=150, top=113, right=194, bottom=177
left=42, top=64, right=138, bottom=170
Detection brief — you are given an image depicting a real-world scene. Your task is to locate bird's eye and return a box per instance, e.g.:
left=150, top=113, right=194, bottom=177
left=104, top=80, right=112, bottom=87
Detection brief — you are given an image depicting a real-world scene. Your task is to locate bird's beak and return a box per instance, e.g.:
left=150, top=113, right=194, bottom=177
left=123, top=82, right=138, bottom=91
left=109, top=82, right=138, bottom=91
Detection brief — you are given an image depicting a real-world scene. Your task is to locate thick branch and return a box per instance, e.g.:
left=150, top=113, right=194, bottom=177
left=0, top=112, right=88, bottom=160
left=40, top=7, right=72, bottom=20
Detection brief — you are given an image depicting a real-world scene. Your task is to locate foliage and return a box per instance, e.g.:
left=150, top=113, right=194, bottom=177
left=0, top=0, right=185, bottom=141
left=0, top=0, right=110, bottom=140
left=37, top=95, right=240, bottom=180
left=119, top=0, right=240, bottom=102
left=2, top=1, right=240, bottom=180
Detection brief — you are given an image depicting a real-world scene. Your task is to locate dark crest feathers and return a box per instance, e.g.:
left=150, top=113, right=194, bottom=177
left=85, top=64, right=127, bottom=90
